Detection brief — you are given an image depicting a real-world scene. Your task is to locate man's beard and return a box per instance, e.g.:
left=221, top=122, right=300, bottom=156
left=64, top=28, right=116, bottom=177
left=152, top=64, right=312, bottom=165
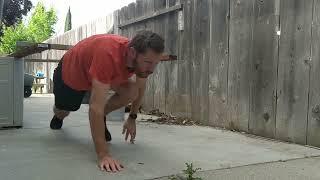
left=136, top=72, right=148, bottom=78
left=132, top=59, right=148, bottom=78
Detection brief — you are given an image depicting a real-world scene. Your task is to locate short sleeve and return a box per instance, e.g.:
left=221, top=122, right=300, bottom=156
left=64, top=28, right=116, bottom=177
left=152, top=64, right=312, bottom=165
left=89, top=51, right=114, bottom=85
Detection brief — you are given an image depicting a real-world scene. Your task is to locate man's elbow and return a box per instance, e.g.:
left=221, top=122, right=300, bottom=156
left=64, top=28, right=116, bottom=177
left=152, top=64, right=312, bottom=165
left=89, top=103, right=105, bottom=117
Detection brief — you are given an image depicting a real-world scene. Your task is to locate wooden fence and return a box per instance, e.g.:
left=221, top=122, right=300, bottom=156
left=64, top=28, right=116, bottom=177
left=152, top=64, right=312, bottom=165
left=25, top=0, right=320, bottom=148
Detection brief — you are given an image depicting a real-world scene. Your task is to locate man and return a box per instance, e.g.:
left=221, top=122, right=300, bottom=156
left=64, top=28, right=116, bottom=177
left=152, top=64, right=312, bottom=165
left=49, top=30, right=165, bottom=172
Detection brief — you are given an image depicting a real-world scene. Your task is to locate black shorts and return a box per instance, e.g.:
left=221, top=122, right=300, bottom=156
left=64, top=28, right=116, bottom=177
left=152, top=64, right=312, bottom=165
left=53, top=59, right=86, bottom=111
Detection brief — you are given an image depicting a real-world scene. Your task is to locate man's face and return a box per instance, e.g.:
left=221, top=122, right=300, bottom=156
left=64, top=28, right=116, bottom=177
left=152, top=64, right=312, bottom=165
left=134, top=49, right=161, bottom=78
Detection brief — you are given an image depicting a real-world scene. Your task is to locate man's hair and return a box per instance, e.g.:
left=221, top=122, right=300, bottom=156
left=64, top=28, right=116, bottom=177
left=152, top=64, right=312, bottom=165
left=128, top=30, right=165, bottom=54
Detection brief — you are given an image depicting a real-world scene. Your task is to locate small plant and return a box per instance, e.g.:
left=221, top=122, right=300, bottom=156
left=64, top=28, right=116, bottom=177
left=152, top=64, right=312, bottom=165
left=169, top=162, right=203, bottom=180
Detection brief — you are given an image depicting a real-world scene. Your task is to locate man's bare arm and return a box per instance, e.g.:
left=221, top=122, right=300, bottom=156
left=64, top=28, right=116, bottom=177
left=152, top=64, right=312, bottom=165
left=130, top=77, right=147, bottom=114
left=89, top=79, right=110, bottom=158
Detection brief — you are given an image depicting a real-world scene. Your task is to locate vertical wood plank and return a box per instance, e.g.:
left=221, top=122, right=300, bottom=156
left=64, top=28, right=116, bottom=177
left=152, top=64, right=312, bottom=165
left=208, top=0, right=230, bottom=128
left=153, top=0, right=167, bottom=113
left=228, top=0, right=254, bottom=132
left=142, top=0, right=155, bottom=111
left=176, top=0, right=192, bottom=118
left=276, top=0, right=313, bottom=144
left=113, top=10, right=120, bottom=35
left=135, top=0, right=144, bottom=32
left=127, top=3, right=136, bottom=38
left=189, top=0, right=209, bottom=124
left=199, top=0, right=210, bottom=124
left=123, top=6, right=129, bottom=37
left=308, top=0, right=320, bottom=147
left=164, top=0, right=179, bottom=115
left=119, top=7, right=125, bottom=36
left=249, top=0, right=279, bottom=138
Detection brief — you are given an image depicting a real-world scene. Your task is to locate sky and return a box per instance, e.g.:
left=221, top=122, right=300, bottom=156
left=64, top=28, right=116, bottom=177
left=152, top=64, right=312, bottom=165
left=29, top=0, right=135, bottom=35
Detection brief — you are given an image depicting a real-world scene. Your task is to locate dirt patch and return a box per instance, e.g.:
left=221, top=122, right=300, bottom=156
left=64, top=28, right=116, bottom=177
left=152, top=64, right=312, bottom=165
left=141, top=109, right=203, bottom=126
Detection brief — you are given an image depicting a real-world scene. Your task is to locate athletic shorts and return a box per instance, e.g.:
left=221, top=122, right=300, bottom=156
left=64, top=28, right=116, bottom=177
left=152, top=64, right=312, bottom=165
left=53, top=59, right=87, bottom=111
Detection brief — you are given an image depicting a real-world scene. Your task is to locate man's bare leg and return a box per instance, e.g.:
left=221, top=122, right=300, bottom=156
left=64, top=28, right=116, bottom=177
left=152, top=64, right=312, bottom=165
left=53, top=105, right=70, bottom=119
left=50, top=106, right=70, bottom=129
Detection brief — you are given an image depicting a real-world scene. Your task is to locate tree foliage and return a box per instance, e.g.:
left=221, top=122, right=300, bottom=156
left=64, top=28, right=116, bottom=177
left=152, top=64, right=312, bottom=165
left=27, top=3, right=57, bottom=42
left=2, top=0, right=32, bottom=27
left=0, top=2, right=57, bottom=54
left=64, top=7, right=72, bottom=32
left=0, top=22, right=30, bottom=54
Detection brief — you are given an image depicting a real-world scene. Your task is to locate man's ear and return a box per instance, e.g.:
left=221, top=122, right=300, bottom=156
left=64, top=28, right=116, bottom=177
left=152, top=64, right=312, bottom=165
left=128, top=47, right=137, bottom=59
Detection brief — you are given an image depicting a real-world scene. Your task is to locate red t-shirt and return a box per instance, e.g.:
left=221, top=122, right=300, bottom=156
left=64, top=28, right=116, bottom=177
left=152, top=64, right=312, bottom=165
left=61, top=34, right=134, bottom=91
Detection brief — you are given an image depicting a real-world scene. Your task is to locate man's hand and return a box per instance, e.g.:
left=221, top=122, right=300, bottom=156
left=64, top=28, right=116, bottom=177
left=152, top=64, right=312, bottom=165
left=98, top=154, right=123, bottom=172
left=122, top=117, right=136, bottom=143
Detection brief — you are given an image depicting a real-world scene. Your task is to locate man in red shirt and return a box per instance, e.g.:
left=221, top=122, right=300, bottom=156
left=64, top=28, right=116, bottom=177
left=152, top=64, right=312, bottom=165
left=50, top=30, right=164, bottom=172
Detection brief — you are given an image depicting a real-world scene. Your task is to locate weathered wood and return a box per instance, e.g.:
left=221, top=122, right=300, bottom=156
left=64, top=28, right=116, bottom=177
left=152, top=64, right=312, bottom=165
left=127, top=3, right=136, bottom=38
left=189, top=0, right=198, bottom=122
left=134, top=0, right=144, bottom=32
left=10, top=42, right=72, bottom=58
left=249, top=0, right=279, bottom=138
left=25, top=59, right=60, bottom=63
left=119, top=7, right=125, bottom=35
left=122, top=6, right=129, bottom=37
left=199, top=0, right=210, bottom=125
left=118, top=4, right=182, bottom=28
left=113, top=10, right=120, bottom=34
left=307, top=0, right=320, bottom=147
left=165, top=0, right=179, bottom=114
left=188, top=0, right=209, bottom=124
left=208, top=0, right=229, bottom=128
left=142, top=0, right=156, bottom=111
left=176, top=0, right=192, bottom=118
left=141, top=0, right=153, bottom=111
left=228, top=0, right=254, bottom=132
left=276, top=0, right=313, bottom=144
left=153, top=0, right=167, bottom=113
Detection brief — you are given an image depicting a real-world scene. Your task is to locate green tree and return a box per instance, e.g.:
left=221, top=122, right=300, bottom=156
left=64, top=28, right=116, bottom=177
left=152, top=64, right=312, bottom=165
left=0, top=2, right=57, bottom=55
left=27, top=2, right=57, bottom=42
left=0, top=21, right=30, bottom=54
left=64, top=7, right=72, bottom=32
left=0, top=0, right=32, bottom=36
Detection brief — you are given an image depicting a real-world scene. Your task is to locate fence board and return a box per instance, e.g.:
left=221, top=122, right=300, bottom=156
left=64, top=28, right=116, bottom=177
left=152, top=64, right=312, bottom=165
left=208, top=0, right=229, bottom=127
left=142, top=0, right=155, bottom=111
left=228, top=0, right=254, bottom=132
left=119, top=7, right=125, bottom=35
left=307, top=0, right=320, bottom=147
left=176, top=0, right=192, bottom=118
left=153, top=0, right=167, bottom=113
left=189, top=0, right=209, bottom=124
left=127, top=3, right=136, bottom=38
left=123, top=6, right=129, bottom=37
left=249, top=0, right=279, bottom=138
left=276, top=0, right=313, bottom=144
left=164, top=0, right=179, bottom=115
left=113, top=10, right=120, bottom=34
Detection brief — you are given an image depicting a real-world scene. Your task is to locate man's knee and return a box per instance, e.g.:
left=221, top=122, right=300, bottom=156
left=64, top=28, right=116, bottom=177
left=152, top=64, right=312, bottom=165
left=53, top=106, right=70, bottom=119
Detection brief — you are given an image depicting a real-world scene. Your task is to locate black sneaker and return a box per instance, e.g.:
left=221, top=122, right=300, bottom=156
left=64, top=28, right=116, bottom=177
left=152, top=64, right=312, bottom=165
left=104, top=116, right=112, bottom=142
left=50, top=116, right=63, bottom=130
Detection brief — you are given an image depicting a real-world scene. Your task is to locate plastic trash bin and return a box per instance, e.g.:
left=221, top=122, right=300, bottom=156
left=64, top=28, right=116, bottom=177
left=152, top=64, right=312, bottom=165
left=0, top=57, right=24, bottom=128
